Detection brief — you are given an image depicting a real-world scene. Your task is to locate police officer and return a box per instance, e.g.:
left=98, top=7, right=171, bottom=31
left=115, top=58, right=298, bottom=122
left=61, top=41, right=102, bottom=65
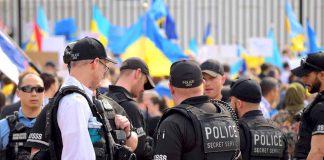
left=44, top=37, right=136, bottom=160
left=0, top=72, right=44, bottom=160
left=291, top=51, right=324, bottom=159
left=153, top=60, right=240, bottom=160
left=200, top=59, right=226, bottom=101
left=106, top=57, right=155, bottom=160
left=229, top=78, right=288, bottom=160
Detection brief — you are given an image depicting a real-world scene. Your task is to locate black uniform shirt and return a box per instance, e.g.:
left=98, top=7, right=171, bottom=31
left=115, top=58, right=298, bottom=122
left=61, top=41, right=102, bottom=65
left=106, top=85, right=149, bottom=159
left=153, top=96, right=218, bottom=160
left=294, top=91, right=324, bottom=158
left=239, top=110, right=289, bottom=160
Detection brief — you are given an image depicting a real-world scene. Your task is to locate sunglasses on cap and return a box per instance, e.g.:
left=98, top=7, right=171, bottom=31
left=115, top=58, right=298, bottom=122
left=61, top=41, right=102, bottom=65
left=19, top=85, right=45, bottom=93
left=301, top=58, right=322, bottom=71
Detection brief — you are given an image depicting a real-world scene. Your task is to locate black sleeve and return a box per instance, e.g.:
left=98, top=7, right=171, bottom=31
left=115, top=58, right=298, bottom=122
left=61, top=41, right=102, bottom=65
left=25, top=106, right=49, bottom=149
left=310, top=102, right=324, bottom=135
left=281, top=133, right=289, bottom=160
left=238, top=123, right=247, bottom=152
left=238, top=121, right=251, bottom=160
left=153, top=114, right=195, bottom=160
left=121, top=101, right=150, bottom=159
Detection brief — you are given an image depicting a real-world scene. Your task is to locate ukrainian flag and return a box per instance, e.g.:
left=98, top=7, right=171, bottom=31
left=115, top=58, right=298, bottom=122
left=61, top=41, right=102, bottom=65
left=91, top=5, right=109, bottom=47
left=149, top=0, right=167, bottom=25
left=265, top=28, right=282, bottom=69
left=25, top=6, right=49, bottom=51
left=184, top=38, right=198, bottom=59
left=203, top=23, right=214, bottom=46
left=285, top=1, right=305, bottom=52
left=119, top=14, right=188, bottom=77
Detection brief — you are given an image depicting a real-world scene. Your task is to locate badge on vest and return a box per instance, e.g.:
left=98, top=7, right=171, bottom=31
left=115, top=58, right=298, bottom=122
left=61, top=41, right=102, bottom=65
left=250, top=130, right=285, bottom=157
left=201, top=119, right=240, bottom=153
left=12, top=133, right=27, bottom=141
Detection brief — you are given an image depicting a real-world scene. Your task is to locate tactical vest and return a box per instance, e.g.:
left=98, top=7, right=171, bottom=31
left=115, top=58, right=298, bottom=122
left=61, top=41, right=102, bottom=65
left=158, top=101, right=240, bottom=160
left=240, top=115, right=285, bottom=160
left=0, top=111, right=32, bottom=160
left=294, top=92, right=324, bottom=158
left=45, top=86, right=110, bottom=160
left=108, top=90, right=154, bottom=160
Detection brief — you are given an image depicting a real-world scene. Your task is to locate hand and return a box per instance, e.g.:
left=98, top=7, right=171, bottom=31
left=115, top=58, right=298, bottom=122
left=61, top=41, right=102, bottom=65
left=114, top=114, right=131, bottom=136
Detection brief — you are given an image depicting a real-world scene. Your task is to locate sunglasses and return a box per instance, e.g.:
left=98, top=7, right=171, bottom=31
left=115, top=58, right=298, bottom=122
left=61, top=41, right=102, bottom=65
left=19, top=85, right=45, bottom=93
left=301, top=58, right=322, bottom=71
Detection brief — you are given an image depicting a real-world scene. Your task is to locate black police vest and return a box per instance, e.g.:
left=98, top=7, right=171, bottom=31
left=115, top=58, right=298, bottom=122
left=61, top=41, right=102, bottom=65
left=0, top=111, right=32, bottom=160
left=158, top=102, right=240, bottom=160
left=294, top=92, right=324, bottom=158
left=240, top=115, right=285, bottom=159
left=45, top=86, right=110, bottom=160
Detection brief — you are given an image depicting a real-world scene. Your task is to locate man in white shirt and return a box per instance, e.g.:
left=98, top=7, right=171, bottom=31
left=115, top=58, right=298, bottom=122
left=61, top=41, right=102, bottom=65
left=56, top=37, right=137, bottom=160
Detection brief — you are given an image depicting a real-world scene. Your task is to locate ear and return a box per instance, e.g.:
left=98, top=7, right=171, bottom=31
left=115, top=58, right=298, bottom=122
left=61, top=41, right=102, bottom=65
left=318, top=71, right=324, bottom=81
left=236, top=99, right=243, bottom=109
left=91, top=58, right=99, bottom=70
left=134, top=68, right=143, bottom=79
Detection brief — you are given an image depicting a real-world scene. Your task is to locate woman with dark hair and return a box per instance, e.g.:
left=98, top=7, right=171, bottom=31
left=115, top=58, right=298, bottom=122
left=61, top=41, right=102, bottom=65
left=40, top=73, right=60, bottom=105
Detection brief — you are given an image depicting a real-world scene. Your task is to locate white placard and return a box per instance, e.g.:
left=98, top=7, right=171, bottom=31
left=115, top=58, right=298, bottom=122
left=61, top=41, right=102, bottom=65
left=197, top=45, right=239, bottom=65
left=247, top=38, right=273, bottom=57
left=42, top=36, right=66, bottom=69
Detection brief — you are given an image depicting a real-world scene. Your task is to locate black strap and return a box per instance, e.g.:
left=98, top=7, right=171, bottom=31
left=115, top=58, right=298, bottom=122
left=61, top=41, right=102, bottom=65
left=91, top=98, right=115, bottom=160
left=6, top=112, right=18, bottom=152
left=45, top=86, right=94, bottom=160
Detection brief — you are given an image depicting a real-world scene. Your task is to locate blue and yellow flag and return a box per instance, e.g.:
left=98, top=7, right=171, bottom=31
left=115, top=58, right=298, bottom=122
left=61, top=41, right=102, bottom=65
left=118, top=14, right=188, bottom=77
left=265, top=28, right=282, bottom=69
left=203, top=23, right=214, bottom=45
left=148, top=0, right=167, bottom=24
left=285, top=1, right=305, bottom=52
left=307, top=20, right=318, bottom=52
left=164, top=7, right=178, bottom=40
left=54, top=18, right=77, bottom=41
left=91, top=5, right=109, bottom=47
left=184, top=38, right=198, bottom=59
left=25, top=6, right=49, bottom=51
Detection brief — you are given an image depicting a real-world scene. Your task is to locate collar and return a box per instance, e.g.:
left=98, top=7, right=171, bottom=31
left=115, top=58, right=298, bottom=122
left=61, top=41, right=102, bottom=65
left=241, top=110, right=263, bottom=118
left=261, top=97, right=271, bottom=110
left=181, top=95, right=209, bottom=105
left=61, top=75, right=94, bottom=102
left=108, top=85, right=133, bottom=99
left=18, top=107, right=37, bottom=124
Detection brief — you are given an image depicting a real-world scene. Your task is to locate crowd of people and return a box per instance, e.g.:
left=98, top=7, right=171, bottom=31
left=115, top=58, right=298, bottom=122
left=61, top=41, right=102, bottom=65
left=0, top=36, right=323, bottom=160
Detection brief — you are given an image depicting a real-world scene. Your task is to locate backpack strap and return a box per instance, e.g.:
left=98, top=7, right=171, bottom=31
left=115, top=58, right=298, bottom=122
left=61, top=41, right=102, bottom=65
left=156, top=104, right=201, bottom=150
left=6, top=111, right=19, bottom=150
left=45, top=85, right=93, bottom=160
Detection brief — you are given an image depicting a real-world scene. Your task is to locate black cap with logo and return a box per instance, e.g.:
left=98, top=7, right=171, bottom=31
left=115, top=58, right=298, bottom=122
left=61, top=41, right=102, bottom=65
left=200, top=59, right=224, bottom=77
left=291, top=51, right=324, bottom=77
left=63, top=37, right=116, bottom=64
left=170, top=60, right=203, bottom=88
left=120, top=57, right=155, bottom=90
left=230, top=78, right=262, bottom=103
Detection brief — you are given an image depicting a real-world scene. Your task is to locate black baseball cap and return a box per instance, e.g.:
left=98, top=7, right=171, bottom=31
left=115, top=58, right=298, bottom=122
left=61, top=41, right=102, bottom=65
left=63, top=37, right=116, bottom=64
left=291, top=51, right=324, bottom=77
left=120, top=57, right=155, bottom=90
left=200, top=59, right=224, bottom=77
left=170, top=60, right=203, bottom=88
left=230, top=78, right=262, bottom=103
